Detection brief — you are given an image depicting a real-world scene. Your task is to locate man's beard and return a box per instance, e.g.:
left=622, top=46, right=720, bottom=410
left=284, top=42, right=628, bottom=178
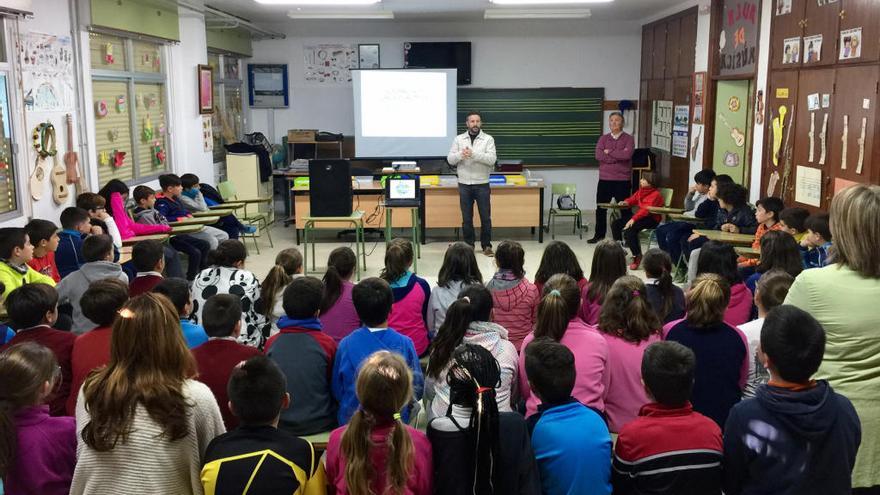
left=469, top=127, right=480, bottom=135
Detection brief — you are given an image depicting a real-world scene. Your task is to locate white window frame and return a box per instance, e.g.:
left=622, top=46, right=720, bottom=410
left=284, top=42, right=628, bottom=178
left=0, top=17, right=26, bottom=223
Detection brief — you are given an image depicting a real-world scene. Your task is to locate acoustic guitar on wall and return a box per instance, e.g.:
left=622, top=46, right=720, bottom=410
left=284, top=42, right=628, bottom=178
left=50, top=154, right=69, bottom=204
left=717, top=113, right=746, bottom=148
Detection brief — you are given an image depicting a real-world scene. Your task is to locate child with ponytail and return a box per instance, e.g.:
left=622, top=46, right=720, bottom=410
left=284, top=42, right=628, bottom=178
left=321, top=247, right=361, bottom=342
left=487, top=240, right=540, bottom=351
left=326, top=350, right=433, bottom=495
left=597, top=276, right=663, bottom=432
left=428, top=344, right=540, bottom=495
left=579, top=240, right=628, bottom=325
left=425, top=285, right=517, bottom=420
left=642, top=249, right=685, bottom=323
left=519, top=274, right=609, bottom=418
left=381, top=238, right=432, bottom=356
left=0, top=342, right=76, bottom=495
left=428, top=242, right=483, bottom=337
left=259, top=248, right=303, bottom=335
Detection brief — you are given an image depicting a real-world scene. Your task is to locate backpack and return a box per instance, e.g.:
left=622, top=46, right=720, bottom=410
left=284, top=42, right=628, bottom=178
left=556, top=194, right=577, bottom=210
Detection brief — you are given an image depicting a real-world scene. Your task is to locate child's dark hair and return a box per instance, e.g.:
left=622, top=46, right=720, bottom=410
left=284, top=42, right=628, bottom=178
left=694, top=169, right=716, bottom=186
left=158, top=173, right=182, bottom=191
left=59, top=207, right=90, bottom=230
left=83, top=234, right=114, bottom=262
left=494, top=240, right=525, bottom=279
left=805, top=212, right=831, bottom=241
left=534, top=240, right=584, bottom=286
left=641, top=341, right=696, bottom=407
left=352, top=277, right=393, bottom=327
left=755, top=269, right=795, bottom=311
left=381, top=238, right=414, bottom=283
left=76, top=192, right=106, bottom=212
left=207, top=240, right=248, bottom=267
left=5, top=284, right=58, bottom=328
left=24, top=219, right=57, bottom=246
left=0, top=228, right=26, bottom=260
left=714, top=174, right=734, bottom=186
left=779, top=207, right=809, bottom=232
left=132, top=185, right=156, bottom=204
left=757, top=230, right=803, bottom=277
left=641, top=171, right=659, bottom=187
left=446, top=344, right=502, bottom=493
left=642, top=248, right=676, bottom=321
left=151, top=278, right=191, bottom=315
left=0, top=342, right=60, bottom=478
left=96, top=179, right=129, bottom=217
left=202, top=294, right=242, bottom=338
left=686, top=274, right=730, bottom=327
left=437, top=242, right=483, bottom=288
left=427, top=285, right=493, bottom=379
left=180, top=173, right=200, bottom=190
left=696, top=240, right=740, bottom=286
left=586, top=239, right=627, bottom=304
left=756, top=196, right=785, bottom=223
left=535, top=274, right=581, bottom=342
left=598, top=275, right=661, bottom=343
left=524, top=338, right=576, bottom=404
left=716, top=182, right=748, bottom=208
left=282, top=276, right=323, bottom=319
left=81, top=279, right=129, bottom=327
left=132, top=239, right=165, bottom=272
left=260, top=248, right=302, bottom=318
left=761, top=305, right=826, bottom=383
left=321, top=247, right=358, bottom=313
left=227, top=355, right=287, bottom=425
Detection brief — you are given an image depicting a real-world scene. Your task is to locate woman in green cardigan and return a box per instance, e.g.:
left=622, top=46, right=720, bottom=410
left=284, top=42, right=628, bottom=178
left=785, top=183, right=880, bottom=492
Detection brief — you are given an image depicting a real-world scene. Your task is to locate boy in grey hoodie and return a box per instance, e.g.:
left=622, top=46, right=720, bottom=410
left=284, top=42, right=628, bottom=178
left=56, top=235, right=128, bottom=334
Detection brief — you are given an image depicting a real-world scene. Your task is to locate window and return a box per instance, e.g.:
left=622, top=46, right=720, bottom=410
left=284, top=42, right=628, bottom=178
left=0, top=20, right=19, bottom=219
left=209, top=53, right=244, bottom=165
left=90, top=33, right=169, bottom=186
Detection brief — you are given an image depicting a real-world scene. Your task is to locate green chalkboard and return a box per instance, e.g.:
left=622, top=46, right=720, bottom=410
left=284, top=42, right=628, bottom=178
left=457, top=87, right=604, bottom=166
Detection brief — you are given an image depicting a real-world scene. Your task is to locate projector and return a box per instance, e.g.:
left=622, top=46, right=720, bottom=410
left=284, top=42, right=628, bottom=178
left=392, top=161, right=418, bottom=171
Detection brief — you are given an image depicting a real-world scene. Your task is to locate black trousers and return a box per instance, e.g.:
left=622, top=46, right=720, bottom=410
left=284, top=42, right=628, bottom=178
left=459, top=183, right=492, bottom=249
left=170, top=234, right=212, bottom=281
left=594, top=179, right=632, bottom=238
left=612, top=216, right=659, bottom=258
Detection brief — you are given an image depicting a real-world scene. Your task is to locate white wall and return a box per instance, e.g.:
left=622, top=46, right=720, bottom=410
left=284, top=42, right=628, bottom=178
left=248, top=19, right=642, bottom=211
left=749, top=0, right=772, bottom=202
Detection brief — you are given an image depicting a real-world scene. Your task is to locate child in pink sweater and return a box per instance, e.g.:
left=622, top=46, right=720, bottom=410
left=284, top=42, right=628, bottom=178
left=596, top=276, right=663, bottom=432
left=519, top=274, right=609, bottom=417
left=487, top=240, right=539, bottom=351
left=579, top=240, right=628, bottom=325
left=382, top=239, right=432, bottom=356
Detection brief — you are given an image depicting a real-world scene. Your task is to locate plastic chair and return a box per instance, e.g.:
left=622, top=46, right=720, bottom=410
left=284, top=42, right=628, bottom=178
left=642, top=187, right=674, bottom=250
left=217, top=180, right=274, bottom=254
left=547, top=183, right=583, bottom=240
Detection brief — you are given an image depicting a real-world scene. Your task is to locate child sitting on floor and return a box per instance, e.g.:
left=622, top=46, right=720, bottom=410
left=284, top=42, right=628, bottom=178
left=128, top=239, right=165, bottom=296
left=427, top=242, right=483, bottom=337
left=611, top=172, right=665, bottom=270
left=487, top=240, right=539, bottom=351
left=778, top=206, right=810, bottom=243
left=152, top=278, right=209, bottom=349
left=25, top=219, right=61, bottom=283
left=321, top=247, right=362, bottom=343
left=642, top=249, right=685, bottom=323
left=381, top=238, right=432, bottom=357
left=579, top=240, right=627, bottom=325
left=55, top=208, right=92, bottom=279
left=800, top=212, right=833, bottom=268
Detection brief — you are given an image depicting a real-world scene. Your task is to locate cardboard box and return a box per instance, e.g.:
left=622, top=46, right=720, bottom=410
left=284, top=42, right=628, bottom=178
left=288, top=129, right=317, bottom=142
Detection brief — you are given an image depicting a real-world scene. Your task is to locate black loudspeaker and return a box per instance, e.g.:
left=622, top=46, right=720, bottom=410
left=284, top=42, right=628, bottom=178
left=309, top=159, right=353, bottom=217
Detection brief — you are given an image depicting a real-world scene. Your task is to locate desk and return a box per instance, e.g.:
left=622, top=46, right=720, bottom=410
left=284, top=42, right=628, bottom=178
left=693, top=230, right=754, bottom=246
left=122, top=233, right=169, bottom=246
left=118, top=246, right=133, bottom=265
left=174, top=216, right=219, bottom=226
left=735, top=246, right=760, bottom=258
left=668, top=213, right=705, bottom=223
left=170, top=224, right=205, bottom=235
left=648, top=206, right=686, bottom=215
left=193, top=209, right=234, bottom=218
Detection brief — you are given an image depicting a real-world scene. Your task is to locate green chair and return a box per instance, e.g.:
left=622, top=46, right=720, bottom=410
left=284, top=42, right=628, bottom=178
left=642, top=187, right=674, bottom=250
left=547, top=183, right=583, bottom=240
left=217, top=180, right=274, bottom=254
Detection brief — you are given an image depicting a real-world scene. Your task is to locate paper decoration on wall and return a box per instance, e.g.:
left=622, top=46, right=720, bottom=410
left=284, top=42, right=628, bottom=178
left=804, top=35, right=822, bottom=63
left=145, top=94, right=157, bottom=109
left=18, top=32, right=75, bottom=112
left=839, top=28, right=862, bottom=60
left=841, top=115, right=849, bottom=170
left=95, top=100, right=108, bottom=117
left=158, top=116, right=166, bottom=137
left=809, top=112, right=816, bottom=162
left=822, top=94, right=830, bottom=108
left=142, top=115, right=153, bottom=141
left=782, top=37, right=801, bottom=64
left=719, top=0, right=758, bottom=75
left=98, top=151, right=110, bottom=166
left=152, top=141, right=166, bottom=166
left=690, top=124, right=703, bottom=162
left=776, top=0, right=791, bottom=15
left=303, top=44, right=357, bottom=84
left=116, top=95, right=126, bottom=113
left=817, top=0, right=838, bottom=5
left=112, top=150, right=126, bottom=168
left=767, top=171, right=781, bottom=196
left=692, top=72, right=706, bottom=124
left=755, top=90, right=765, bottom=125
left=776, top=87, right=789, bottom=99
left=807, top=93, right=820, bottom=111
left=672, top=105, right=690, bottom=158
left=857, top=117, right=867, bottom=174
left=819, top=113, right=828, bottom=165
left=728, top=96, right=741, bottom=112
left=795, top=166, right=822, bottom=207
left=834, top=177, right=858, bottom=195
left=650, top=100, right=673, bottom=152
left=717, top=113, right=745, bottom=147
left=772, top=105, right=787, bottom=167
left=107, top=129, right=119, bottom=142
left=135, top=94, right=142, bottom=108
left=202, top=115, right=213, bottom=152
left=103, top=43, right=114, bottom=64
left=723, top=151, right=740, bottom=167
left=863, top=98, right=871, bottom=110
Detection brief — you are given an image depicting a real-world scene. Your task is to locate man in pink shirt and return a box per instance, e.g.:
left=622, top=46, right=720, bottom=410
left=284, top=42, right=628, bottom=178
left=589, top=112, right=635, bottom=243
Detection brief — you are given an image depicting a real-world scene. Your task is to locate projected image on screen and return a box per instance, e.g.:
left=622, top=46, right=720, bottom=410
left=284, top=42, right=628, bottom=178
left=353, top=68, right=457, bottom=158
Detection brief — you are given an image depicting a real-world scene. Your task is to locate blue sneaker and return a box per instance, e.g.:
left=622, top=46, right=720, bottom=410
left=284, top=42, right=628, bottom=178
left=241, top=225, right=257, bottom=234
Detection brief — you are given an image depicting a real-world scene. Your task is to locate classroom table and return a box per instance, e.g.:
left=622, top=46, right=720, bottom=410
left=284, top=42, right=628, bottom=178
left=735, top=246, right=760, bottom=258
left=648, top=206, right=686, bottom=214
left=192, top=209, right=235, bottom=218
left=597, top=202, right=632, bottom=210
left=693, top=230, right=754, bottom=246
left=118, top=246, right=133, bottom=265
left=121, top=233, right=169, bottom=246
left=170, top=224, right=205, bottom=235
left=174, top=216, right=220, bottom=226
left=667, top=213, right=705, bottom=223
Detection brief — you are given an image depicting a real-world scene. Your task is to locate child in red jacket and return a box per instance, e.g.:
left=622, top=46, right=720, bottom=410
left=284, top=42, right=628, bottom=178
left=612, top=172, right=664, bottom=270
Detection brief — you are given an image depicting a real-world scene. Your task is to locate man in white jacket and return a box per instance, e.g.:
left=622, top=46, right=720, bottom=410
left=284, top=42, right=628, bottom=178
left=447, top=111, right=497, bottom=256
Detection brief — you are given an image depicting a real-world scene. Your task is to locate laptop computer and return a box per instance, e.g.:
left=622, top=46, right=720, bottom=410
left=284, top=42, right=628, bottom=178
left=384, top=176, right=421, bottom=207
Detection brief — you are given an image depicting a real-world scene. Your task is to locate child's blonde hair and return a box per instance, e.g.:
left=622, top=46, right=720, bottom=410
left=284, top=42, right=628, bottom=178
left=686, top=274, right=730, bottom=327
left=260, top=248, right=302, bottom=318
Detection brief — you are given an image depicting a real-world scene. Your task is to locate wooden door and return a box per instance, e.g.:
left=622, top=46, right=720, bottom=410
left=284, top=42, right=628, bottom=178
left=641, top=26, right=653, bottom=79
left=788, top=69, right=835, bottom=209
left=639, top=81, right=650, bottom=148
left=667, top=77, right=693, bottom=200
left=802, top=0, right=840, bottom=67
left=713, top=80, right=753, bottom=185
left=679, top=12, right=698, bottom=76
left=838, top=0, right=880, bottom=63
left=762, top=71, right=800, bottom=198
left=770, top=0, right=806, bottom=70
left=666, top=18, right=681, bottom=81
left=828, top=65, right=879, bottom=203
left=653, top=24, right=667, bottom=79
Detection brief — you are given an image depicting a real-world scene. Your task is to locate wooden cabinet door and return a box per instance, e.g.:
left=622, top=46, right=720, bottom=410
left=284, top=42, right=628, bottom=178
left=770, top=0, right=806, bottom=70
left=839, top=0, right=880, bottom=63
left=666, top=18, right=681, bottom=81
left=639, top=80, right=650, bottom=148
left=802, top=0, right=840, bottom=67
left=641, top=26, right=653, bottom=79
left=679, top=12, right=698, bottom=76
left=789, top=69, right=835, bottom=209
left=762, top=71, right=800, bottom=199
left=667, top=77, right=694, bottom=199
left=653, top=24, right=667, bottom=79
left=828, top=66, right=879, bottom=204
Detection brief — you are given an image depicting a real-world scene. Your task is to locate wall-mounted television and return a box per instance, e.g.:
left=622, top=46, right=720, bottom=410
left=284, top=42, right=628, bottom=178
left=403, top=42, right=471, bottom=86
left=247, top=64, right=289, bottom=108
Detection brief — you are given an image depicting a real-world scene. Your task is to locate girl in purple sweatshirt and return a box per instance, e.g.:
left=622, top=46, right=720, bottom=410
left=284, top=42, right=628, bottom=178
left=382, top=239, right=432, bottom=356
left=0, top=342, right=76, bottom=495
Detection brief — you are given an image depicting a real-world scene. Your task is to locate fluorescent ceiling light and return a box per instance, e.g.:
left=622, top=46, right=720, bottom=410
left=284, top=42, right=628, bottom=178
left=258, top=0, right=380, bottom=5
left=490, top=0, right=610, bottom=4
left=287, top=10, right=393, bottom=18
left=484, top=8, right=591, bottom=18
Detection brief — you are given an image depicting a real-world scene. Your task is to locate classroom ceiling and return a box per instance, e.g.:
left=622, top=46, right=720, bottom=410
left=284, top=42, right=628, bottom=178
left=206, top=0, right=681, bottom=23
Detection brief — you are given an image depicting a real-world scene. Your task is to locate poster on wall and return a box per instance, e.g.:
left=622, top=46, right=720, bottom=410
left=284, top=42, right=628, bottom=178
left=303, top=44, right=357, bottom=84
left=651, top=100, right=673, bottom=152
left=16, top=31, right=75, bottom=112
left=672, top=105, right=690, bottom=158
left=202, top=115, right=213, bottom=153
left=719, top=0, right=759, bottom=76
left=693, top=72, right=706, bottom=124
left=804, top=35, right=822, bottom=63
left=839, top=28, right=862, bottom=60
left=795, top=165, right=822, bottom=206
left=782, top=37, right=801, bottom=64
left=776, top=0, right=791, bottom=15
